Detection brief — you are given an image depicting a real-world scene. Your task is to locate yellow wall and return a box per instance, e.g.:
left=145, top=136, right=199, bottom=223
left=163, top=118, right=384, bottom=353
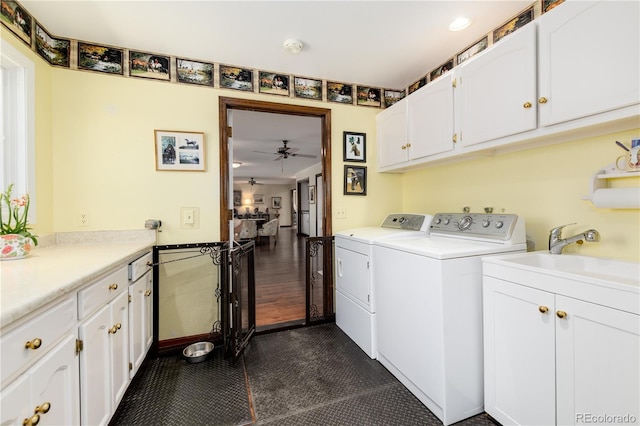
left=401, top=129, right=640, bottom=262
left=4, top=31, right=638, bottom=262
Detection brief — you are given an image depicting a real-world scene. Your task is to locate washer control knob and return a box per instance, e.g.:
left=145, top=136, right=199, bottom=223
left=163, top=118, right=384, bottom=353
left=444, top=218, right=450, bottom=225
left=495, top=221, right=504, bottom=229
left=434, top=218, right=442, bottom=225
left=458, top=216, right=473, bottom=230
left=482, top=219, right=491, bottom=227
left=398, top=216, right=407, bottom=224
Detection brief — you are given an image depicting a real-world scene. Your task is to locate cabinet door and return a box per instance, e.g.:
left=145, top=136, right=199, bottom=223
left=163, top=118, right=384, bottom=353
left=79, top=304, right=111, bottom=426
left=555, top=296, right=639, bottom=425
left=143, top=273, right=153, bottom=353
left=456, top=23, right=536, bottom=146
left=483, top=277, right=555, bottom=426
left=129, top=272, right=151, bottom=378
left=407, top=74, right=454, bottom=159
left=377, top=100, right=408, bottom=168
left=110, top=291, right=130, bottom=410
left=538, top=1, right=640, bottom=126
left=29, top=334, right=80, bottom=426
left=0, top=373, right=31, bottom=425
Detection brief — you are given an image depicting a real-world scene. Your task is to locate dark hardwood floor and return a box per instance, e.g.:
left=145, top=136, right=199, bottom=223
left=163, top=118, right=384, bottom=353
left=254, top=226, right=306, bottom=331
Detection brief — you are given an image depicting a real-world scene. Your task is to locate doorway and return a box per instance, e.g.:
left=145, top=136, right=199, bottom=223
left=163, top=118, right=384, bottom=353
left=218, top=97, right=332, bottom=331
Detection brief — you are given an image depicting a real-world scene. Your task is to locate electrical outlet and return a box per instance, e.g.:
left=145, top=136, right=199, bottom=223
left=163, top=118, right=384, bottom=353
left=336, top=208, right=347, bottom=219
left=79, top=211, right=90, bottom=227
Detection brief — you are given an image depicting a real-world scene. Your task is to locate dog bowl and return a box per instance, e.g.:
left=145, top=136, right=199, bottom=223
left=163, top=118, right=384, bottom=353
left=182, top=341, right=214, bottom=363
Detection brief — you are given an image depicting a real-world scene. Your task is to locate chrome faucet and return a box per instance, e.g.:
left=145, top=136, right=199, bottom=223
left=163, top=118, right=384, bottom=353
left=549, top=223, right=601, bottom=254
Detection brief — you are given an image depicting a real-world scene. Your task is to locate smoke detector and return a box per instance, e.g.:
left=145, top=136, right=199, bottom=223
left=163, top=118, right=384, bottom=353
left=283, top=39, right=303, bottom=54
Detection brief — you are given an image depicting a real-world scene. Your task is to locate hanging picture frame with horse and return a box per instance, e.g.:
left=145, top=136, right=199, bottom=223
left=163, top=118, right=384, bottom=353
left=343, top=131, right=366, bottom=162
left=154, top=130, right=205, bottom=171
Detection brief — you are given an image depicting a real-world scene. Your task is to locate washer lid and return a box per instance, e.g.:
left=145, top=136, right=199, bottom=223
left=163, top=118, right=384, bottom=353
left=374, top=235, right=527, bottom=260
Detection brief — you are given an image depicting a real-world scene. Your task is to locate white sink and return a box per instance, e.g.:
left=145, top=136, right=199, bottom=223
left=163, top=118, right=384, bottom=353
left=488, top=252, right=640, bottom=286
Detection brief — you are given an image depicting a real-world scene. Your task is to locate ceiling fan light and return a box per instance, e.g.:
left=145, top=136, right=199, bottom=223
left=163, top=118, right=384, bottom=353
left=233, top=161, right=242, bottom=168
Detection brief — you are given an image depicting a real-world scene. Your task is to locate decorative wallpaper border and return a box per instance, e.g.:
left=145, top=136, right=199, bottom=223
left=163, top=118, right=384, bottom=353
left=2, top=0, right=563, bottom=109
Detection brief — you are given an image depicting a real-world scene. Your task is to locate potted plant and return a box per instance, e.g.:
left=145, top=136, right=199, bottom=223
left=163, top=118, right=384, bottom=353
left=1, top=184, right=38, bottom=259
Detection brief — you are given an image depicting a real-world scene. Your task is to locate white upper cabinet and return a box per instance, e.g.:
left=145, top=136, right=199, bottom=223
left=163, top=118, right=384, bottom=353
left=456, top=23, right=537, bottom=147
left=538, top=1, right=640, bottom=127
left=377, top=73, right=454, bottom=170
left=408, top=73, right=455, bottom=158
left=377, top=100, right=408, bottom=169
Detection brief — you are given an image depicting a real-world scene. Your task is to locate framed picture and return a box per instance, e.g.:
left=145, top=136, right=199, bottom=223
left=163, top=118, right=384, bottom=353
left=344, top=165, right=367, bottom=196
left=259, top=71, right=290, bottom=96
left=493, top=7, right=534, bottom=43
left=177, top=58, right=213, bottom=87
left=294, top=76, right=323, bottom=100
left=384, top=89, right=405, bottom=108
left=154, top=130, right=205, bottom=171
left=430, top=59, right=453, bottom=81
left=35, top=22, right=70, bottom=67
left=220, top=65, right=253, bottom=91
left=78, top=42, right=123, bottom=75
left=233, top=190, right=242, bottom=206
left=543, top=0, right=564, bottom=13
left=357, top=86, right=381, bottom=107
left=271, top=196, right=282, bottom=209
left=456, top=36, right=488, bottom=65
left=308, top=186, right=316, bottom=204
left=327, top=82, right=353, bottom=104
left=1, top=0, right=32, bottom=46
left=130, top=51, right=170, bottom=81
left=253, top=194, right=264, bottom=204
left=408, top=77, right=427, bottom=94
left=343, top=131, right=366, bottom=162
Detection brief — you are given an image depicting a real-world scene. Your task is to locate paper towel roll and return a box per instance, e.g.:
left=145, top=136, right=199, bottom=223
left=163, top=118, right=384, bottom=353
left=592, top=188, right=640, bottom=209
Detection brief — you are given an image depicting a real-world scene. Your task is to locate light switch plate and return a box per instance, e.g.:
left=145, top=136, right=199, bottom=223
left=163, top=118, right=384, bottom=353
left=180, top=207, right=199, bottom=229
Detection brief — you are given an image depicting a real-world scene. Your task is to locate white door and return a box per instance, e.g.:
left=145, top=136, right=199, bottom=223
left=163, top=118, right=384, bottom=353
left=483, top=277, right=556, bottom=426
left=457, top=23, right=537, bottom=146
left=555, top=296, right=640, bottom=425
left=538, top=1, right=640, bottom=126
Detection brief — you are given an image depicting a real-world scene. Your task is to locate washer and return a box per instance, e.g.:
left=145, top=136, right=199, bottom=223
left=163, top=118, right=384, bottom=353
left=372, top=213, right=527, bottom=426
left=334, top=213, right=433, bottom=359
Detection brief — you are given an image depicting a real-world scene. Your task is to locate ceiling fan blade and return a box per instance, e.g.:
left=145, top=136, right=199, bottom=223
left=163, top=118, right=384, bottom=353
left=273, top=155, right=283, bottom=161
left=291, top=153, right=318, bottom=158
left=253, top=150, right=278, bottom=155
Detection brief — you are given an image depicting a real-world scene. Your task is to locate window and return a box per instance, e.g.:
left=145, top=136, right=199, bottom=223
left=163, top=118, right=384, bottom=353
left=1, top=38, right=35, bottom=222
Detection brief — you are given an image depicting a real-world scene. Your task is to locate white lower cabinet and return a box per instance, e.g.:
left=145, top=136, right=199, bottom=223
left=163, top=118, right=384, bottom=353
left=129, top=270, right=153, bottom=378
left=78, top=290, right=129, bottom=426
left=1, top=334, right=80, bottom=426
left=483, top=276, right=639, bottom=425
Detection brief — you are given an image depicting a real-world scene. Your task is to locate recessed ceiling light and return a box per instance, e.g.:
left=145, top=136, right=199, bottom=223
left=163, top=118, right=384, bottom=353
left=449, top=17, right=471, bottom=31
left=233, top=161, right=242, bottom=168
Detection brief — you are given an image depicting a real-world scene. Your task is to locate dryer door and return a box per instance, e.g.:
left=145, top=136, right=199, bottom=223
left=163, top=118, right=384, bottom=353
left=335, top=245, right=371, bottom=309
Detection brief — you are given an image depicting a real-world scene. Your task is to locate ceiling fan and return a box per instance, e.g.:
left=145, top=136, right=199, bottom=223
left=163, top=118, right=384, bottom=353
left=253, top=140, right=317, bottom=161
left=247, top=177, right=263, bottom=186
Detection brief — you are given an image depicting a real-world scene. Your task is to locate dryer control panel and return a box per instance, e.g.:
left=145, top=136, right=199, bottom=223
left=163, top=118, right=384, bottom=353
left=380, top=214, right=430, bottom=232
left=430, top=213, right=524, bottom=243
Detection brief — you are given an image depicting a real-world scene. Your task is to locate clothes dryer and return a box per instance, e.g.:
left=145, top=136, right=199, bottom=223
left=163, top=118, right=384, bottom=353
left=334, top=213, right=432, bottom=358
left=372, top=213, right=527, bottom=426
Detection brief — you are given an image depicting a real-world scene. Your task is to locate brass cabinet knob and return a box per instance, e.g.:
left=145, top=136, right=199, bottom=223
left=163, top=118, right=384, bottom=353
left=452, top=134, right=458, bottom=143
left=34, top=403, right=51, bottom=414
left=523, top=102, right=532, bottom=108
left=108, top=323, right=122, bottom=334
left=401, top=145, right=407, bottom=150
left=144, top=290, right=152, bottom=297
left=538, top=305, right=549, bottom=314
left=22, top=414, right=40, bottom=426
left=556, top=310, right=567, bottom=319
left=108, top=283, right=118, bottom=290
left=406, top=143, right=412, bottom=148
left=538, top=97, right=548, bottom=104
left=25, top=338, right=42, bottom=350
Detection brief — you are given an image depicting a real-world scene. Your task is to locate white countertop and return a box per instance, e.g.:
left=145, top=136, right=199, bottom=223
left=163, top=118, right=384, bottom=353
left=0, top=230, right=156, bottom=328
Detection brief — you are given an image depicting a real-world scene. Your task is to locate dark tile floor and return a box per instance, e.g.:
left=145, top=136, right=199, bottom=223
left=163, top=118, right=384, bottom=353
left=111, top=324, right=498, bottom=426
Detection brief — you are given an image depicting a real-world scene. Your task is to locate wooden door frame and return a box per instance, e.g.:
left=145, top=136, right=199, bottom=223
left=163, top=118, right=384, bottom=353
left=219, top=97, right=332, bottom=241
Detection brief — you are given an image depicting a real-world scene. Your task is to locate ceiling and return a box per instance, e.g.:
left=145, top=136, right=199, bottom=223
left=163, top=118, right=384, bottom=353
left=21, top=0, right=534, bottom=183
